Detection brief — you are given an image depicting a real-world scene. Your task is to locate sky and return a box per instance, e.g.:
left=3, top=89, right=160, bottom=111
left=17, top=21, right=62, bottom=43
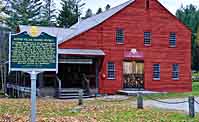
left=55, top=0, right=199, bottom=16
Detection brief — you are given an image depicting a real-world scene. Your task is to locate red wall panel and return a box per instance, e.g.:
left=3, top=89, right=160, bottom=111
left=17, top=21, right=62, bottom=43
left=59, top=0, right=192, bottom=94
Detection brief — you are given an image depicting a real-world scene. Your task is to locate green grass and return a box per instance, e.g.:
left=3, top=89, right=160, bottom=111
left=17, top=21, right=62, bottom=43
left=0, top=81, right=199, bottom=121
left=144, top=82, right=199, bottom=99
left=192, top=72, right=199, bottom=77
left=192, top=72, right=199, bottom=82
left=0, top=98, right=198, bottom=121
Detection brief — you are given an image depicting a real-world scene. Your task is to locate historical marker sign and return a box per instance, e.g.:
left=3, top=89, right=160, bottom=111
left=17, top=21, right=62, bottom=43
left=9, top=29, right=58, bottom=122
left=9, top=31, right=57, bottom=72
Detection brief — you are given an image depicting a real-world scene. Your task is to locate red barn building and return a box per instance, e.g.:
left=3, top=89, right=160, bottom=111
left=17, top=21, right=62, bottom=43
left=17, top=0, right=191, bottom=97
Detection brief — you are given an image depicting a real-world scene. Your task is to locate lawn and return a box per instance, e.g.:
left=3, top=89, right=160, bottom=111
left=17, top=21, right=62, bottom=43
left=144, top=82, right=199, bottom=99
left=0, top=82, right=199, bottom=121
left=0, top=98, right=198, bottom=122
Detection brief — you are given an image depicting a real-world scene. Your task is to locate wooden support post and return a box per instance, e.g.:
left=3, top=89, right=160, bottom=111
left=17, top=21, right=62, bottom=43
left=189, top=96, right=195, bottom=118
left=137, top=92, right=143, bottom=109
left=78, top=89, right=83, bottom=106
left=95, top=59, right=99, bottom=97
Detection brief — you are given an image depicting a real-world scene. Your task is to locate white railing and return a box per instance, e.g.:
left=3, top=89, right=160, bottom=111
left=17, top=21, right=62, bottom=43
left=56, top=76, right=62, bottom=91
left=6, top=83, right=40, bottom=93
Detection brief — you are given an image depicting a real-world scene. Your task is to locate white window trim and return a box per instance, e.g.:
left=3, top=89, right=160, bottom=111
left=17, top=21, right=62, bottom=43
left=107, top=62, right=116, bottom=80
left=144, top=32, right=151, bottom=46
left=116, top=28, right=124, bottom=44
left=169, top=32, right=176, bottom=47
left=153, top=64, right=160, bottom=80
left=172, top=64, right=179, bottom=80
left=153, top=78, right=160, bottom=80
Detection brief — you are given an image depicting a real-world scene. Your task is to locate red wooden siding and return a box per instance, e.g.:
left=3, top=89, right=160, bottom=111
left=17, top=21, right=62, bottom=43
left=59, top=0, right=192, bottom=94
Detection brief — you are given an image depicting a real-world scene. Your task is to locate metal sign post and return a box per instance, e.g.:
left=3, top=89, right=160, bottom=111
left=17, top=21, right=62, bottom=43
left=29, top=71, right=40, bottom=122
left=9, top=28, right=58, bottom=122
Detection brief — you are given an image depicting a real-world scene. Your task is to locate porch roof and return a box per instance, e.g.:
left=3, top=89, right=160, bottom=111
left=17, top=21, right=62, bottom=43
left=58, top=49, right=105, bottom=56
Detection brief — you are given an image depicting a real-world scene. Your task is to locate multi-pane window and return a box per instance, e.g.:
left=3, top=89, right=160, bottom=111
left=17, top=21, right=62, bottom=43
left=172, top=64, right=179, bottom=80
left=107, top=62, right=115, bottom=79
left=144, top=32, right=151, bottom=45
left=169, top=32, right=176, bottom=47
left=153, top=64, right=160, bottom=80
left=116, top=28, right=124, bottom=43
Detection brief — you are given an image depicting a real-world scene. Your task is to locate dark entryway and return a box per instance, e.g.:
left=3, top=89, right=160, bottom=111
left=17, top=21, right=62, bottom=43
left=58, top=63, right=96, bottom=89
left=57, top=57, right=100, bottom=95
left=123, top=61, right=144, bottom=89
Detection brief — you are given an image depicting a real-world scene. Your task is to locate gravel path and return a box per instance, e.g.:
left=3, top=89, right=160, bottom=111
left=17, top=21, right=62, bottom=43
left=144, top=97, right=199, bottom=113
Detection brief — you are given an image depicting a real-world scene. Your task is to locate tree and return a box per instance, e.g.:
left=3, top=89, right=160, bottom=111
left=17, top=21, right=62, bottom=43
left=176, top=4, right=199, bottom=70
left=105, top=4, right=111, bottom=11
left=57, top=0, right=85, bottom=28
left=0, top=0, right=9, bottom=23
left=0, top=0, right=4, bottom=22
left=195, top=25, right=199, bottom=71
left=96, top=8, right=102, bottom=14
left=0, top=26, right=10, bottom=92
left=4, top=0, right=42, bottom=31
left=40, top=0, right=57, bottom=26
left=82, top=8, right=93, bottom=19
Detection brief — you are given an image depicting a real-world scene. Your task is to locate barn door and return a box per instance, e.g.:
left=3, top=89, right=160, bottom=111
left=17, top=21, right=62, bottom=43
left=123, top=61, right=144, bottom=89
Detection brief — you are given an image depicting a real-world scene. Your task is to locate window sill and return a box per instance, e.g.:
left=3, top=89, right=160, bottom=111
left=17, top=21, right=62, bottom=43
left=153, top=78, right=160, bottom=81
left=169, top=46, right=176, bottom=48
left=172, top=78, right=179, bottom=80
left=116, top=42, right=124, bottom=45
left=107, top=78, right=116, bottom=80
left=144, top=44, right=151, bottom=47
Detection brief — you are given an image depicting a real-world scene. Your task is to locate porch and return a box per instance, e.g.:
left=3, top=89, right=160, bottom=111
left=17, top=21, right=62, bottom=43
left=6, top=49, right=105, bottom=98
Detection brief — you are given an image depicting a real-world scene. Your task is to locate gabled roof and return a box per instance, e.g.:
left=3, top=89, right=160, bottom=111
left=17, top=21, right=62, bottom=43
left=59, top=0, right=134, bottom=44
left=18, top=0, right=134, bottom=44
left=19, top=0, right=191, bottom=46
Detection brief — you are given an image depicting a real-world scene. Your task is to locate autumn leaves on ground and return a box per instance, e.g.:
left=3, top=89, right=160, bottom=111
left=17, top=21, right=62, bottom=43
left=0, top=97, right=198, bottom=122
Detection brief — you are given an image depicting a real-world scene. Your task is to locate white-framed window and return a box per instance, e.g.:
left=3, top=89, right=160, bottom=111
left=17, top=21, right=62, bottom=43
left=169, top=32, right=176, bottom=47
left=107, top=62, right=115, bottom=79
left=153, top=64, right=160, bottom=80
left=172, top=64, right=179, bottom=80
left=116, top=28, right=124, bottom=44
left=144, top=32, right=151, bottom=45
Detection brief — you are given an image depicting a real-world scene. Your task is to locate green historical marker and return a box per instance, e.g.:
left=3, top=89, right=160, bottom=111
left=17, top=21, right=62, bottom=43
left=9, top=28, right=58, bottom=122
left=10, top=31, right=57, bottom=72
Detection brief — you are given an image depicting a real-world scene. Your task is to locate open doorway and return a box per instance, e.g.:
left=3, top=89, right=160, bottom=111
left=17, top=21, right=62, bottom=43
left=58, top=58, right=99, bottom=95
left=123, top=61, right=144, bottom=89
left=58, top=64, right=96, bottom=88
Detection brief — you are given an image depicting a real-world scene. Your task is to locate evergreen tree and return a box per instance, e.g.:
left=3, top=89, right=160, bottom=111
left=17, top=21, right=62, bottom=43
left=105, top=4, right=111, bottom=11
left=4, top=0, right=42, bottom=30
left=0, top=0, right=4, bottom=22
left=82, top=8, right=93, bottom=19
left=0, top=0, right=8, bottom=23
left=96, top=8, right=102, bottom=14
left=176, top=4, right=199, bottom=70
left=57, top=0, right=85, bottom=28
left=40, top=0, right=57, bottom=26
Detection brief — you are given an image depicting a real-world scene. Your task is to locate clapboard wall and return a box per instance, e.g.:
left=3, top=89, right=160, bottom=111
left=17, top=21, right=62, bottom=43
left=59, top=0, right=192, bottom=94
